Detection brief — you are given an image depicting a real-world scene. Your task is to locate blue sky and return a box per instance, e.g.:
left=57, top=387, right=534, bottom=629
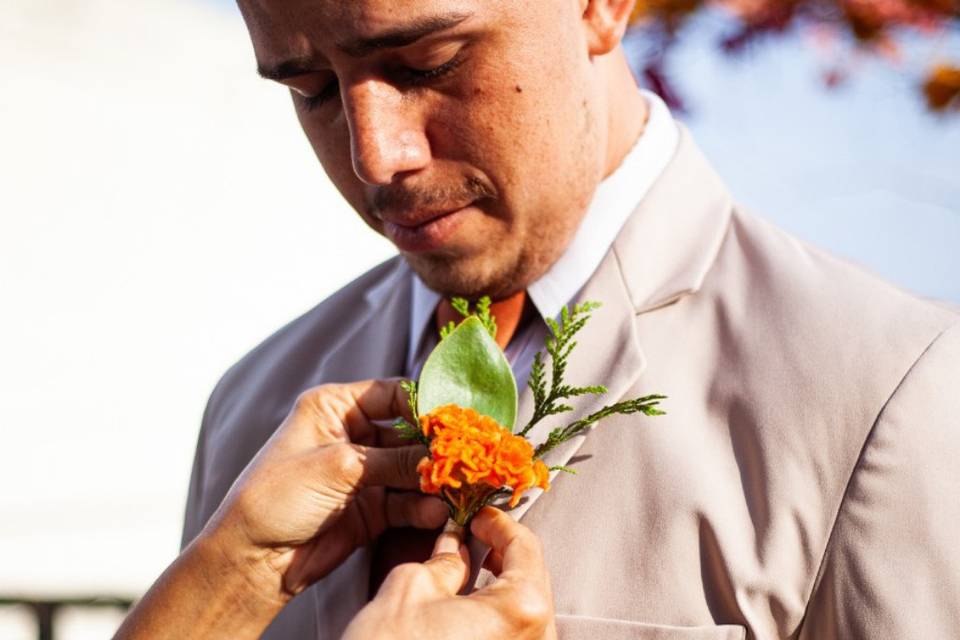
left=642, top=15, right=960, bottom=303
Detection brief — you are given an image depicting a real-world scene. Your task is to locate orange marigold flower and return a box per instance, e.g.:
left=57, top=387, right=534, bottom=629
left=417, top=404, right=550, bottom=510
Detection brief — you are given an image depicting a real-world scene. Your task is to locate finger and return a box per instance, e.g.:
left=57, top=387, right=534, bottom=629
left=294, top=379, right=412, bottom=445
left=377, top=422, right=417, bottom=448
left=385, top=492, right=448, bottom=529
left=350, top=418, right=414, bottom=448
left=282, top=498, right=377, bottom=593
left=357, top=444, right=428, bottom=489
left=421, top=540, right=470, bottom=596
left=283, top=528, right=354, bottom=594
left=470, top=507, right=546, bottom=579
left=432, top=520, right=465, bottom=556
left=469, top=510, right=554, bottom=636
left=344, top=377, right=413, bottom=426
left=483, top=548, right=504, bottom=575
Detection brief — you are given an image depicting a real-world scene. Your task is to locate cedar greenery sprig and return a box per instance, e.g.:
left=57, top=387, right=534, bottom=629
left=534, top=394, right=666, bottom=458
left=519, top=301, right=666, bottom=462
left=392, top=379, right=429, bottom=445
left=441, top=297, right=497, bottom=340
left=518, top=302, right=607, bottom=438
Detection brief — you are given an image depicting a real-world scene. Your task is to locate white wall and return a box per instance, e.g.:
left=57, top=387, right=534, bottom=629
left=0, top=0, right=394, bottom=602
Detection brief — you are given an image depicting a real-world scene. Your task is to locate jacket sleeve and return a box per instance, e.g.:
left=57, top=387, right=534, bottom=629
left=179, top=382, right=220, bottom=551
left=799, top=322, right=960, bottom=639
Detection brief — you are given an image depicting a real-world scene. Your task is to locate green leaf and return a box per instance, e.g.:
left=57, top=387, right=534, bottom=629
left=417, top=316, right=518, bottom=430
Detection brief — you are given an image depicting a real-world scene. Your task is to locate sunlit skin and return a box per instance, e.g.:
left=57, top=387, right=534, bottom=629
left=239, top=0, right=647, bottom=299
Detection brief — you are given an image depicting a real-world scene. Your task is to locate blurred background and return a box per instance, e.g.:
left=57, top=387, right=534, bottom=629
left=1, top=0, right=957, bottom=637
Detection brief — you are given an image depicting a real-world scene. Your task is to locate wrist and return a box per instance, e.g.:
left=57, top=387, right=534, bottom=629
left=189, top=524, right=291, bottom=627
left=115, top=525, right=290, bottom=640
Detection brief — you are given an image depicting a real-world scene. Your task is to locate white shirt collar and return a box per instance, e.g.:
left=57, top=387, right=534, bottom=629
left=406, top=90, right=678, bottom=365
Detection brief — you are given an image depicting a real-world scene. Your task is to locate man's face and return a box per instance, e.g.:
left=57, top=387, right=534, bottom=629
left=240, top=0, right=606, bottom=298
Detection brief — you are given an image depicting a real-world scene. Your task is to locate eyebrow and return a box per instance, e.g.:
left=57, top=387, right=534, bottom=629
left=337, top=11, right=471, bottom=57
left=257, top=11, right=471, bottom=80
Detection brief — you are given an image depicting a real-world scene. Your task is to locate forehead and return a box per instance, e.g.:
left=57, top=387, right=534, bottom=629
left=238, top=0, right=487, bottom=51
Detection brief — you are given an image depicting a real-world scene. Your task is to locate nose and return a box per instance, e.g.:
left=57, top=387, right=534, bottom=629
left=343, top=79, right=431, bottom=186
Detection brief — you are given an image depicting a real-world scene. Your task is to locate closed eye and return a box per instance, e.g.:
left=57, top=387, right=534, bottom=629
left=393, top=50, right=466, bottom=85
left=299, top=80, right=340, bottom=112
left=297, top=49, right=467, bottom=112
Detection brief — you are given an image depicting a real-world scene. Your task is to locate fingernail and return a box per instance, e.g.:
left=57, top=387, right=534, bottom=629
left=432, top=519, right=464, bottom=555
left=443, top=518, right=465, bottom=537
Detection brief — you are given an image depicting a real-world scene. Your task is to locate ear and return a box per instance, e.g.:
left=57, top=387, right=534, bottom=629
left=581, top=0, right=637, bottom=56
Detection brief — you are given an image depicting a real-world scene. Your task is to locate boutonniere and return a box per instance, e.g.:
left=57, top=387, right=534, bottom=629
left=395, top=297, right=666, bottom=526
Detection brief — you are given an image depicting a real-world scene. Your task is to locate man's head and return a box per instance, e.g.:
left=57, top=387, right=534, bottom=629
left=239, top=0, right=641, bottom=299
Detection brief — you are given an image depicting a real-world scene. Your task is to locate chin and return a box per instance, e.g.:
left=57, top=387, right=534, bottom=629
left=404, top=251, right=530, bottom=301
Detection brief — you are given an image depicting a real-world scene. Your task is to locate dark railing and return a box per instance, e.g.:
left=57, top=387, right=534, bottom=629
left=0, top=597, right=133, bottom=640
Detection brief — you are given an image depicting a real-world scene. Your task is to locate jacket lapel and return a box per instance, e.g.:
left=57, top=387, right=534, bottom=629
left=513, top=124, right=733, bottom=522
left=467, top=236, right=649, bottom=589
left=512, top=247, right=648, bottom=522
left=470, top=125, right=733, bottom=585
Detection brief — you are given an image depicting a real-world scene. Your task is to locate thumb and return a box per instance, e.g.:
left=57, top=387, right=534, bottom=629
left=470, top=507, right=546, bottom=579
left=420, top=521, right=470, bottom=596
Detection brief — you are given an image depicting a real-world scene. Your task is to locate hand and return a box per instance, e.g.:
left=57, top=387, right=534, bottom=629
left=115, top=379, right=447, bottom=640
left=343, top=507, right=558, bottom=640
left=207, top=379, right=448, bottom=596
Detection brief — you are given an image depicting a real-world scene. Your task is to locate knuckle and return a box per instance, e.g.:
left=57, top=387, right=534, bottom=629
left=229, top=487, right=256, bottom=519
left=395, top=447, right=418, bottom=482
left=388, top=562, right=426, bottom=585
left=294, top=384, right=339, bottom=412
left=326, top=443, right=363, bottom=479
left=509, top=523, right=544, bottom=558
left=523, top=529, right=546, bottom=557
left=293, top=387, right=321, bottom=413
left=428, top=552, right=461, bottom=572
left=510, top=584, right=552, bottom=630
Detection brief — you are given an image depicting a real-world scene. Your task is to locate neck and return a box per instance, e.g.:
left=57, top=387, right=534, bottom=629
left=597, top=46, right=648, bottom=180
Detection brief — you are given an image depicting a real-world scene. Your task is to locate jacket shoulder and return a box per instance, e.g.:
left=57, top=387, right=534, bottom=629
left=210, top=255, right=407, bottom=418
left=687, top=207, right=958, bottom=631
left=699, top=204, right=957, bottom=476
left=719, top=205, right=957, bottom=349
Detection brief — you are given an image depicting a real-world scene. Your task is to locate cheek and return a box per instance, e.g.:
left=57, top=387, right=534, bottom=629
left=299, top=109, right=371, bottom=216
left=456, top=63, right=599, bottom=266
left=425, top=71, right=552, bottom=194
left=434, top=69, right=593, bottom=214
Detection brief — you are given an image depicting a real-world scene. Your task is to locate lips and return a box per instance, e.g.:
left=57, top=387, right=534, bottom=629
left=380, top=205, right=460, bottom=229
left=380, top=204, right=473, bottom=253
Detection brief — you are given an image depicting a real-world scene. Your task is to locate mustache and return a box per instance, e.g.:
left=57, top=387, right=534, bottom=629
left=370, top=176, right=497, bottom=217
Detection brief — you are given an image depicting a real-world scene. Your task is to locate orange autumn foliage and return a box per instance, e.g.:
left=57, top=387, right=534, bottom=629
left=627, top=0, right=960, bottom=114
left=923, top=64, right=960, bottom=111
left=417, top=404, right=551, bottom=509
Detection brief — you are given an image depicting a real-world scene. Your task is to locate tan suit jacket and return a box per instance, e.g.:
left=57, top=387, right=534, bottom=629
left=182, top=128, right=960, bottom=639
